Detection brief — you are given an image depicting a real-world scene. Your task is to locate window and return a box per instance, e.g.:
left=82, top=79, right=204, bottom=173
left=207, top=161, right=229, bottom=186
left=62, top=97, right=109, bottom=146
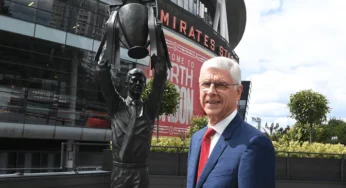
left=12, top=0, right=38, bottom=7
left=169, top=0, right=214, bottom=27
left=2, top=0, right=36, bottom=22
left=239, top=100, right=246, bottom=106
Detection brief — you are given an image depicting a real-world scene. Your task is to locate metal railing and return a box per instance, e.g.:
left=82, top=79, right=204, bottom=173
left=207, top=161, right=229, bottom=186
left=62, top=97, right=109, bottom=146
left=0, top=144, right=345, bottom=182
left=0, top=142, right=110, bottom=175
left=68, top=142, right=109, bottom=171
left=275, top=151, right=345, bottom=182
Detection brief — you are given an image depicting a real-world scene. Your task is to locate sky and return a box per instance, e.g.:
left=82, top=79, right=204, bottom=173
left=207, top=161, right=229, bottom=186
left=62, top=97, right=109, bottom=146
left=236, top=0, right=346, bottom=129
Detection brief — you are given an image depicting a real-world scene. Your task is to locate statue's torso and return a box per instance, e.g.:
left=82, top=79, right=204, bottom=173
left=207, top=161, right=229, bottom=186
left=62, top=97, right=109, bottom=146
left=111, top=103, right=154, bottom=163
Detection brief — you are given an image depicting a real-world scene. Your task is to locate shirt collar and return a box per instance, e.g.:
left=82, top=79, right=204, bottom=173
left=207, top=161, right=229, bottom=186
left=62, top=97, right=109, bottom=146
left=208, top=110, right=237, bottom=135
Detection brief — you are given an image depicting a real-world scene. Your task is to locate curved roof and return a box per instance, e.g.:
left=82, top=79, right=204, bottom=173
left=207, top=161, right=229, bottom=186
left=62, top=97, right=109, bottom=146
left=227, top=0, right=247, bottom=49
left=205, top=0, right=247, bottom=50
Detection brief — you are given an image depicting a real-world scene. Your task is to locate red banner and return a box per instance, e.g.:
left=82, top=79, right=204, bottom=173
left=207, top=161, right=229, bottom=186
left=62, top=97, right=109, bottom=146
left=146, top=31, right=214, bottom=137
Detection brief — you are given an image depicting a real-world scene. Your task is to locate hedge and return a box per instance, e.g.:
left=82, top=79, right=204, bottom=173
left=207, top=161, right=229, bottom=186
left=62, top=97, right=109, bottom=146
left=110, top=137, right=346, bottom=158
left=273, top=140, right=346, bottom=159
left=151, top=137, right=346, bottom=159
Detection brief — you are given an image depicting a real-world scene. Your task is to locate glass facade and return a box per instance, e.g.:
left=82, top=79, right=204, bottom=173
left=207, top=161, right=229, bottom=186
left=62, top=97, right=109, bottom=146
left=0, top=0, right=150, bottom=129
left=0, top=29, right=145, bottom=128
left=0, top=0, right=108, bottom=40
left=0, top=0, right=249, bottom=131
left=169, top=0, right=214, bottom=27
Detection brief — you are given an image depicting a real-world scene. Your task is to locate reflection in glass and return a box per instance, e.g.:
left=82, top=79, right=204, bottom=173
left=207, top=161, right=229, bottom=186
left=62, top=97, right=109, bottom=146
left=2, top=0, right=36, bottom=22
left=97, top=1, right=108, bottom=17
left=0, top=28, right=149, bottom=129
left=0, top=0, right=12, bottom=16
left=239, top=100, right=246, bottom=106
left=0, top=0, right=152, bottom=129
left=11, top=0, right=38, bottom=7
left=37, top=0, right=53, bottom=11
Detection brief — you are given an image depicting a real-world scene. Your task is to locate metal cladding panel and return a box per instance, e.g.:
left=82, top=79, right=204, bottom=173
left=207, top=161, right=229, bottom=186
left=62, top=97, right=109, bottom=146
left=81, top=127, right=108, bottom=141
left=157, top=0, right=241, bottom=60
left=54, top=126, right=83, bottom=140
left=22, top=124, right=55, bottom=139
left=104, top=130, right=112, bottom=141
left=0, top=123, right=24, bottom=138
left=241, top=81, right=251, bottom=100
left=0, top=122, right=114, bottom=141
left=226, top=0, right=247, bottom=49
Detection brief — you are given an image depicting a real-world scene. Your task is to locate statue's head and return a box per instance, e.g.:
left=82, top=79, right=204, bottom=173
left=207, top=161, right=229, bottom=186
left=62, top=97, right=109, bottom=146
left=125, top=68, right=147, bottom=99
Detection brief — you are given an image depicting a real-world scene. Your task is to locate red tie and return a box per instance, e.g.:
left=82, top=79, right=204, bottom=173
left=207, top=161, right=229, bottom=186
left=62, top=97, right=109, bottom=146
left=197, top=128, right=216, bottom=182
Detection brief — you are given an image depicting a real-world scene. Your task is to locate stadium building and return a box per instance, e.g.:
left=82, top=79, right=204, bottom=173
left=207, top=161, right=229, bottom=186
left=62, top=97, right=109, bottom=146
left=0, top=0, right=249, bottom=172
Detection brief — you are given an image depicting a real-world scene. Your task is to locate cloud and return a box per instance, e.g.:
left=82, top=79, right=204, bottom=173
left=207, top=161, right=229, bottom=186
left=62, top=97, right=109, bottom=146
left=260, top=0, right=284, bottom=16
left=237, top=0, right=346, bottom=127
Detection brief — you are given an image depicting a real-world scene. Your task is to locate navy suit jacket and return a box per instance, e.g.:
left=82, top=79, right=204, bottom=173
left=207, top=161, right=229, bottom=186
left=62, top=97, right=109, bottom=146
left=187, top=113, right=276, bottom=188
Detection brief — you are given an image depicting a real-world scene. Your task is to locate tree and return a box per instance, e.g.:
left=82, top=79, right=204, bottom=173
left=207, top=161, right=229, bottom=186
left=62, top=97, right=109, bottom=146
left=322, top=117, right=346, bottom=145
left=277, top=126, right=290, bottom=135
left=141, top=78, right=180, bottom=139
left=264, top=122, right=279, bottom=136
left=270, top=125, right=290, bottom=141
left=188, top=115, right=208, bottom=137
left=287, top=89, right=331, bottom=143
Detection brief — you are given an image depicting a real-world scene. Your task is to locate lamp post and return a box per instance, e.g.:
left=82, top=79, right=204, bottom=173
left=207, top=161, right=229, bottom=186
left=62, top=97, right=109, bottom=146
left=252, top=117, right=261, bottom=130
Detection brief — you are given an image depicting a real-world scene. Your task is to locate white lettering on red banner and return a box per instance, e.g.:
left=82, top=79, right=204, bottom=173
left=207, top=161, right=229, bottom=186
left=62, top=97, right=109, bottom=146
left=146, top=33, right=213, bottom=137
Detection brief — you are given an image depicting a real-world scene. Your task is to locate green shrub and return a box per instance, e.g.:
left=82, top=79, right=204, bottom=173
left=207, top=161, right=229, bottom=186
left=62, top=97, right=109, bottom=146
left=109, top=128, right=346, bottom=159
left=149, top=137, right=346, bottom=158
left=273, top=139, right=346, bottom=159
left=151, top=137, right=190, bottom=153
left=188, top=115, right=208, bottom=137
left=141, top=78, right=180, bottom=116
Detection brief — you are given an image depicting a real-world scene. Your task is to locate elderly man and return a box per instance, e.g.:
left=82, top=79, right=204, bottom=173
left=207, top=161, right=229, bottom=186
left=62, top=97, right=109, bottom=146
left=187, top=57, right=276, bottom=188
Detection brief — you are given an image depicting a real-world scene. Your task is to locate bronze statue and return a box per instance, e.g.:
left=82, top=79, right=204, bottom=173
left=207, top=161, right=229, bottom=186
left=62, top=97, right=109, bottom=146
left=94, top=0, right=171, bottom=187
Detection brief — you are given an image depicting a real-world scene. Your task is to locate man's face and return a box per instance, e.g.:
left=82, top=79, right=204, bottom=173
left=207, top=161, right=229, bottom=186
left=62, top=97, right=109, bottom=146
left=199, top=67, right=243, bottom=124
left=127, top=73, right=146, bottom=98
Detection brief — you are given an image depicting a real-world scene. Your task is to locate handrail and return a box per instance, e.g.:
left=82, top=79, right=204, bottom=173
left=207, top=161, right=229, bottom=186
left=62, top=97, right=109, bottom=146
left=0, top=144, right=345, bottom=172
left=0, top=144, right=345, bottom=182
left=0, top=142, right=109, bottom=173
left=276, top=150, right=345, bottom=156
left=0, top=167, right=62, bottom=171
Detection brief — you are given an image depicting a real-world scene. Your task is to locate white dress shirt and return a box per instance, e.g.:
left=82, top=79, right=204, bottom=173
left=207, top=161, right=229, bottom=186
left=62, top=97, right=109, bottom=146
left=207, top=110, right=237, bottom=156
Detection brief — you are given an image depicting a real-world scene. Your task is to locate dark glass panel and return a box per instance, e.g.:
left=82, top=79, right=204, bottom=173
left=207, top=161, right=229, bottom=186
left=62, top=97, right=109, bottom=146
left=93, top=27, right=105, bottom=40
left=11, top=0, right=38, bottom=7
left=0, top=0, right=12, bottom=16
left=67, top=0, right=97, bottom=13
left=65, top=6, right=97, bottom=38
left=36, top=9, right=68, bottom=31
left=97, top=1, right=109, bottom=17
left=0, top=28, right=149, bottom=129
left=2, top=0, right=36, bottom=22
left=95, top=14, right=107, bottom=29
left=0, top=84, right=26, bottom=124
left=67, top=21, right=94, bottom=38
left=37, top=0, right=53, bottom=11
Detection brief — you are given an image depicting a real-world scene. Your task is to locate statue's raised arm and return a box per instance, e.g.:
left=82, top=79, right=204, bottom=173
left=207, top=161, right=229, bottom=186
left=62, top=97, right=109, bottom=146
left=93, top=1, right=171, bottom=188
left=146, top=5, right=172, bottom=120
left=94, top=13, right=123, bottom=115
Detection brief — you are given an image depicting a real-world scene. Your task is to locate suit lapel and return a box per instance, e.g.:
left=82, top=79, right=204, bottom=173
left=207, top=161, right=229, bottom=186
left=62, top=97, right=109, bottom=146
left=196, top=113, right=244, bottom=188
left=189, top=127, right=206, bottom=188
left=196, top=136, right=227, bottom=187
left=222, top=114, right=243, bottom=140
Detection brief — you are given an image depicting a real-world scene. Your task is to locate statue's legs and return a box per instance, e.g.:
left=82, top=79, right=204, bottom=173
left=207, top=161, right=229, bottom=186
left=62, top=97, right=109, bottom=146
left=111, top=166, right=149, bottom=188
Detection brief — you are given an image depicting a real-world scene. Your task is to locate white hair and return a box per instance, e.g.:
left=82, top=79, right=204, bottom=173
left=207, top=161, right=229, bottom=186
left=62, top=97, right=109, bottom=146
left=200, top=56, right=242, bottom=86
